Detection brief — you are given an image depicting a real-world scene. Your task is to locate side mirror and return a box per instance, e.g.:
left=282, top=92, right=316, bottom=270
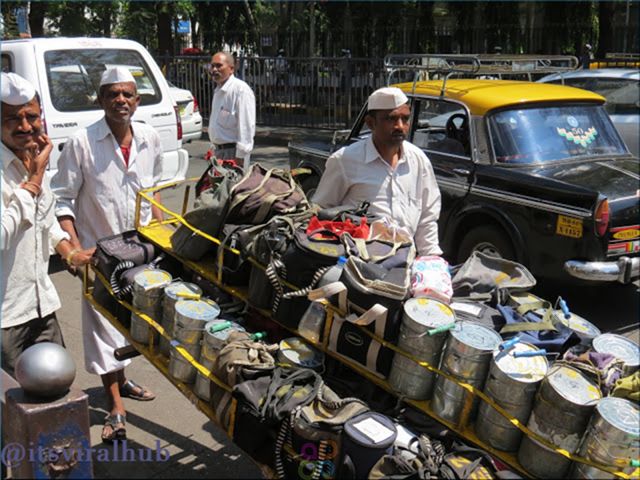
left=332, top=129, right=351, bottom=146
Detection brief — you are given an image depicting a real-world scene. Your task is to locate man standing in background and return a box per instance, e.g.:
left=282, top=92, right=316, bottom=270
left=207, top=51, right=256, bottom=168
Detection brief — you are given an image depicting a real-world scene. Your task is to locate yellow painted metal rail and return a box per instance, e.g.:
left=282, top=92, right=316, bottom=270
left=91, top=180, right=635, bottom=479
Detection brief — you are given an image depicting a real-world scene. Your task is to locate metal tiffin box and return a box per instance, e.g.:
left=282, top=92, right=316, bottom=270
left=475, top=341, right=548, bottom=452
left=388, top=298, right=455, bottom=400
left=168, top=299, right=220, bottom=383
left=570, top=396, right=640, bottom=479
left=160, top=281, right=202, bottom=356
left=130, top=269, right=173, bottom=344
left=517, top=364, right=602, bottom=479
left=431, top=321, right=502, bottom=425
left=592, top=333, right=640, bottom=376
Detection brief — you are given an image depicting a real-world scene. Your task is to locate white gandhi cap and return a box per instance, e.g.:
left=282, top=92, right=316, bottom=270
left=367, top=87, right=408, bottom=111
left=99, top=66, right=136, bottom=87
left=1, top=72, right=37, bottom=105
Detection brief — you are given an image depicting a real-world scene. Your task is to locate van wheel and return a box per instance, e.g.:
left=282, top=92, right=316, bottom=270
left=456, top=225, right=516, bottom=264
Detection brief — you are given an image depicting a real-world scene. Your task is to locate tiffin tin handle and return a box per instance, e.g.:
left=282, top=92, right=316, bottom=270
left=251, top=332, right=267, bottom=341
left=499, top=335, right=521, bottom=351
left=427, top=322, right=456, bottom=336
left=209, top=321, right=232, bottom=333
left=177, top=291, right=201, bottom=300
left=557, top=296, right=571, bottom=319
left=513, top=349, right=547, bottom=358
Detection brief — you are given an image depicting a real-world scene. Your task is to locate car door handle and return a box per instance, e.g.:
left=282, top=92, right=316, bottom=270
left=453, top=168, right=471, bottom=176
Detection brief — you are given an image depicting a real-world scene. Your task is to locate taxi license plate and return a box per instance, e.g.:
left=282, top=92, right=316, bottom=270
left=556, top=215, right=583, bottom=238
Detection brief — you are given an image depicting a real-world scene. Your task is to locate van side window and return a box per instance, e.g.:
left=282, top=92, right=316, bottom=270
left=44, top=49, right=162, bottom=112
left=2, top=54, right=12, bottom=73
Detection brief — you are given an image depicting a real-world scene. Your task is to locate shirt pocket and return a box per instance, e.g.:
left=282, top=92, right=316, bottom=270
left=217, top=107, right=237, bottom=129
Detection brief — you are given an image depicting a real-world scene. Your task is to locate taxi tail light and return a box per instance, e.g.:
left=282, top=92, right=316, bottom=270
left=174, top=105, right=183, bottom=141
left=193, top=96, right=199, bottom=113
left=594, top=198, right=610, bottom=237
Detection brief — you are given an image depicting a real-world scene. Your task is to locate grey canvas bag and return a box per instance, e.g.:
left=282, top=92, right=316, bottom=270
left=450, top=251, right=536, bottom=304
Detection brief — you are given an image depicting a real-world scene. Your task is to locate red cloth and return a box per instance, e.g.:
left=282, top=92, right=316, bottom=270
left=306, top=216, right=369, bottom=239
left=120, top=145, right=130, bottom=167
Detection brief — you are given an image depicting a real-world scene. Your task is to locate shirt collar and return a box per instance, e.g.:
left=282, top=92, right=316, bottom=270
left=96, top=116, right=147, bottom=147
left=218, top=74, right=236, bottom=93
left=364, top=136, right=405, bottom=165
left=1, top=142, right=23, bottom=170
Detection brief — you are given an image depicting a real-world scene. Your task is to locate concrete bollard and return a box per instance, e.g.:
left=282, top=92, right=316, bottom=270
left=1, top=369, right=93, bottom=479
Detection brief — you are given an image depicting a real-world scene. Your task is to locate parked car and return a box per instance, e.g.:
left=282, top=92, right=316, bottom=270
left=1, top=37, right=189, bottom=184
left=168, top=81, right=203, bottom=143
left=289, top=63, right=639, bottom=284
left=538, top=68, right=640, bottom=157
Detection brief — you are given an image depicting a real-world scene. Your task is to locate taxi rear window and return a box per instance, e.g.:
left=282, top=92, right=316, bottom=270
left=44, top=49, right=162, bottom=112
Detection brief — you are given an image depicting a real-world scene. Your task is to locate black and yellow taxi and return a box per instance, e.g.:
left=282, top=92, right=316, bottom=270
left=289, top=55, right=639, bottom=283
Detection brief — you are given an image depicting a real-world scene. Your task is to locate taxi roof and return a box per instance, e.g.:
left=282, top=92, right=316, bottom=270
left=392, top=79, right=606, bottom=115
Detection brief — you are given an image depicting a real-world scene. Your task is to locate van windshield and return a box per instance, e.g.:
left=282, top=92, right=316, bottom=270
left=44, top=49, right=162, bottom=112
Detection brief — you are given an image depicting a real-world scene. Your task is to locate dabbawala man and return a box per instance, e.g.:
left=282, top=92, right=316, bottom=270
left=52, top=66, right=163, bottom=443
left=1, top=72, right=94, bottom=376
left=313, top=86, right=442, bottom=256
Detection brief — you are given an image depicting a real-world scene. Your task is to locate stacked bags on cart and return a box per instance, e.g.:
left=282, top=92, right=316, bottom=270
left=205, top=323, right=516, bottom=480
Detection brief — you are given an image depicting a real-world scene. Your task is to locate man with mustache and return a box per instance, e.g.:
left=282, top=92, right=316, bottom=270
left=207, top=51, right=256, bottom=168
left=313, top=87, right=442, bottom=256
left=52, top=66, right=162, bottom=443
left=1, top=72, right=94, bottom=376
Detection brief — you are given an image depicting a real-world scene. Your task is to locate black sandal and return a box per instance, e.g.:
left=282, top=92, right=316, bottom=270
left=102, top=413, right=127, bottom=443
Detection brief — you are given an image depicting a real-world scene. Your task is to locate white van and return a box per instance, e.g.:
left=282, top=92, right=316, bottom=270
left=1, top=37, right=189, bottom=183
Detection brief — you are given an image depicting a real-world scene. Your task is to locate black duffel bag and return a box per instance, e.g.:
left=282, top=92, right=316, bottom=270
left=91, top=230, right=158, bottom=324
left=272, top=228, right=347, bottom=330
left=232, top=367, right=323, bottom=458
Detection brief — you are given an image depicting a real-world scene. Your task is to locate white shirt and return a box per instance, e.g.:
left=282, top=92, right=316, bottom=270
left=1, top=143, right=69, bottom=328
left=52, top=117, right=163, bottom=247
left=207, top=75, right=256, bottom=161
left=313, top=137, right=442, bottom=256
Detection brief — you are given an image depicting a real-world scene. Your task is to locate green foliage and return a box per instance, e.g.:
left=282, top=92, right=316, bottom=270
left=4, top=1, right=628, bottom=60
left=116, top=1, right=157, bottom=50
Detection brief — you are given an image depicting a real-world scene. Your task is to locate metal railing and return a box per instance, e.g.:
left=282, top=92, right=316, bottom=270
left=161, top=55, right=387, bottom=129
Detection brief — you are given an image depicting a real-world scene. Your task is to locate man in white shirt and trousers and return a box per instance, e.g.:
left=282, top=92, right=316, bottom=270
left=313, top=87, right=442, bottom=257
left=207, top=51, right=256, bottom=168
left=1, top=73, right=94, bottom=377
left=52, top=67, right=163, bottom=443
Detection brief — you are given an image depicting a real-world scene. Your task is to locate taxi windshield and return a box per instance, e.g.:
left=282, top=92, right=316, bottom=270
left=488, top=104, right=628, bottom=164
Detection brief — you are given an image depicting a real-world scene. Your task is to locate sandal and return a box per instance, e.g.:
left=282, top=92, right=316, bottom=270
left=119, top=379, right=156, bottom=401
left=102, top=413, right=127, bottom=443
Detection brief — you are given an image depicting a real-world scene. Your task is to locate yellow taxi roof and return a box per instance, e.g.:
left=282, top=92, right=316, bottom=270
left=393, top=79, right=605, bottom=115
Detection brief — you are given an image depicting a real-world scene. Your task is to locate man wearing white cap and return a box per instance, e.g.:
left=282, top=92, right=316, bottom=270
left=52, top=66, right=162, bottom=443
left=313, top=87, right=442, bottom=256
left=1, top=72, right=94, bottom=375
left=207, top=51, right=256, bottom=168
